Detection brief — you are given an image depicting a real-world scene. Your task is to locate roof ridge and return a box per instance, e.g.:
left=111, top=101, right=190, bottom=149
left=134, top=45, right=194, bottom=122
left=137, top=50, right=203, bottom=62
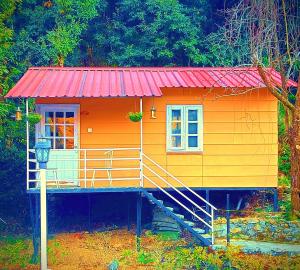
left=28, top=66, right=261, bottom=71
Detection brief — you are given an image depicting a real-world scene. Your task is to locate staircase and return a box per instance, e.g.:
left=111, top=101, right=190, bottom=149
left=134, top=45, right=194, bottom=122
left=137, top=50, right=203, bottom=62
left=141, top=154, right=217, bottom=246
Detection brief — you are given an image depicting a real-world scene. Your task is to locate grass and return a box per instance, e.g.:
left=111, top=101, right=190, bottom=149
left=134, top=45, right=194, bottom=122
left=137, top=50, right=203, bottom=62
left=0, top=236, right=32, bottom=269
left=0, top=229, right=299, bottom=269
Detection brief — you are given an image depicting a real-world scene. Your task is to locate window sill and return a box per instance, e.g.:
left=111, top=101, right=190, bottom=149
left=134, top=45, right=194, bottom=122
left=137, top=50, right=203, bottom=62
left=166, top=151, right=203, bottom=155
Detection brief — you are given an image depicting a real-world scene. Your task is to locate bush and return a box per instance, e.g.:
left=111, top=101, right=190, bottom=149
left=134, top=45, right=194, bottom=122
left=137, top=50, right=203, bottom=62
left=279, top=143, right=291, bottom=176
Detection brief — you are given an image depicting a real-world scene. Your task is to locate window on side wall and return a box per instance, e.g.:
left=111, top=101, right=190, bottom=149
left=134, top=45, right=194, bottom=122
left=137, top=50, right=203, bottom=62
left=166, top=105, right=203, bottom=152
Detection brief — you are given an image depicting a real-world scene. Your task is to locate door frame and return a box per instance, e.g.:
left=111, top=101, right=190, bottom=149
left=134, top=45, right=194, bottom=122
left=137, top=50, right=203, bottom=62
left=35, top=104, right=81, bottom=185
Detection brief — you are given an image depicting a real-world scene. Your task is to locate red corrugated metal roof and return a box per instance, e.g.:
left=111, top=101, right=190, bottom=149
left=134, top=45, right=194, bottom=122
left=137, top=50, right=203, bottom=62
left=5, top=66, right=297, bottom=98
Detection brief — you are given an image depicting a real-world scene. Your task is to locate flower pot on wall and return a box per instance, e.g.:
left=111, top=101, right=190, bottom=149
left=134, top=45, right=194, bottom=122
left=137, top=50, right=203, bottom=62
left=128, top=112, right=143, bottom=122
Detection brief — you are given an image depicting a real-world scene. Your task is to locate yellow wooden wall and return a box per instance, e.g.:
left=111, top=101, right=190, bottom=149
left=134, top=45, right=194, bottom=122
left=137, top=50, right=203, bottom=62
left=36, top=87, right=278, bottom=188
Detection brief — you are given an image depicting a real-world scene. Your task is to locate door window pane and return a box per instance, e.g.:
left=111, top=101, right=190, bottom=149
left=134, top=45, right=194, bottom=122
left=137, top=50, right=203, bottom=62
left=55, top=139, right=64, bottom=149
left=55, top=125, right=65, bottom=137
left=45, top=112, right=54, bottom=124
left=171, top=136, right=181, bottom=147
left=171, top=122, right=181, bottom=134
left=188, top=110, right=198, bottom=121
left=45, top=125, right=54, bottom=137
left=65, top=125, right=74, bottom=137
left=66, top=139, right=74, bottom=149
left=188, top=136, right=198, bottom=147
left=172, top=110, right=181, bottom=121
left=188, top=123, right=198, bottom=134
left=66, top=112, right=74, bottom=124
left=44, top=138, right=54, bottom=149
left=56, top=112, right=64, bottom=124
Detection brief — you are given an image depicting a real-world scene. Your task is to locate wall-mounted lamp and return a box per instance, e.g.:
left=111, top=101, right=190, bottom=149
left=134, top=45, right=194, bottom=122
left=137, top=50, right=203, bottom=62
left=15, top=107, right=22, bottom=121
left=150, top=105, right=157, bottom=119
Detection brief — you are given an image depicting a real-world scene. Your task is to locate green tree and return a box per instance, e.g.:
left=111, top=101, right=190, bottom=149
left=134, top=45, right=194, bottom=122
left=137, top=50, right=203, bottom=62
left=46, top=0, right=101, bottom=66
left=94, top=0, right=208, bottom=66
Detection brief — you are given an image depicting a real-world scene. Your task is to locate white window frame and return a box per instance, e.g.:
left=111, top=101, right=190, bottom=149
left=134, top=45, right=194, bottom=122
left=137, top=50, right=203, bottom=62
left=166, top=105, right=203, bottom=152
left=36, top=104, right=80, bottom=149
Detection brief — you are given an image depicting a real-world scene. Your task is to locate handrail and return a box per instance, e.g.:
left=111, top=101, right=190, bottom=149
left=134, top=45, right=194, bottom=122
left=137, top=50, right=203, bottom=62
left=29, top=147, right=140, bottom=151
left=143, top=164, right=211, bottom=217
left=27, top=147, right=141, bottom=190
left=28, top=178, right=140, bottom=182
left=143, top=154, right=217, bottom=210
left=29, top=167, right=140, bottom=172
left=29, top=158, right=140, bottom=162
left=143, top=175, right=211, bottom=228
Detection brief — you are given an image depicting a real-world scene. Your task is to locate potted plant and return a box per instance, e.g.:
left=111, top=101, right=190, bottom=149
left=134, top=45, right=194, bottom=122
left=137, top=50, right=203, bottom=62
left=27, top=113, right=42, bottom=125
left=128, top=112, right=143, bottom=122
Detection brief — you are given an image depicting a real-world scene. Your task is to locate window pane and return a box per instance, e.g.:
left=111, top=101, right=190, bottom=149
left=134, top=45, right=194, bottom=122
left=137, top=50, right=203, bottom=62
left=55, top=125, right=65, bottom=137
left=65, top=125, right=74, bottom=137
left=171, top=122, right=181, bottom=134
left=66, top=138, right=74, bottom=149
left=56, top=112, right=64, bottom=124
left=188, top=110, right=198, bottom=121
left=171, top=136, right=181, bottom=148
left=188, top=136, right=198, bottom=147
left=44, top=138, right=54, bottom=149
left=45, top=112, right=54, bottom=124
left=66, top=112, right=74, bottom=124
left=45, top=125, right=54, bottom=137
left=55, top=139, right=64, bottom=149
left=188, top=123, right=198, bottom=134
left=172, top=110, right=181, bottom=121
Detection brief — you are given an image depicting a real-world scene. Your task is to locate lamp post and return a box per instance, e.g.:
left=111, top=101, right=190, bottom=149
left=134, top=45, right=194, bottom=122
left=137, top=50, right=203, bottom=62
left=34, top=139, right=51, bottom=270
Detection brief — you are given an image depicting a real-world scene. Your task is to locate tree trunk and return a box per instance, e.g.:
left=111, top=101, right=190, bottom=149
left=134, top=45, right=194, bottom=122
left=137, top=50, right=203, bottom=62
left=57, top=54, right=64, bottom=67
left=289, top=109, right=300, bottom=215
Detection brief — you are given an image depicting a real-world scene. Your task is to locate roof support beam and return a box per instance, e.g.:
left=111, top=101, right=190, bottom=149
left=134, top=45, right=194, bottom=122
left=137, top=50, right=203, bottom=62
left=139, top=98, right=143, bottom=187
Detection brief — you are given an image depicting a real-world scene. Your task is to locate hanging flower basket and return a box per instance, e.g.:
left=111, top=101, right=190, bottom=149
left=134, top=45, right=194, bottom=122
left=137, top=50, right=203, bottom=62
left=27, top=113, right=42, bottom=125
left=128, top=112, right=143, bottom=122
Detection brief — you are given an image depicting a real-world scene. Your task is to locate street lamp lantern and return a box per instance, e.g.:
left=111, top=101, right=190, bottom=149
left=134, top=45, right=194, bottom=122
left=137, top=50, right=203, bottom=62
left=34, top=140, right=51, bottom=169
left=34, top=138, right=51, bottom=270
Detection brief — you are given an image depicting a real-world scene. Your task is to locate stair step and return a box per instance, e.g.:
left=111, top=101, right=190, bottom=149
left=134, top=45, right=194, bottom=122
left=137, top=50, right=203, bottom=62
left=166, top=207, right=174, bottom=211
left=193, top=228, right=205, bottom=234
left=175, top=213, right=185, bottom=219
left=200, top=234, right=211, bottom=239
left=184, top=221, right=195, bottom=227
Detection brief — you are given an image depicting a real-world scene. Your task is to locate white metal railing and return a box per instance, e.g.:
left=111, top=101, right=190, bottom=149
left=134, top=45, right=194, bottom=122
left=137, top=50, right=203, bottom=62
left=27, top=148, right=216, bottom=243
left=27, top=148, right=141, bottom=189
left=142, top=153, right=216, bottom=244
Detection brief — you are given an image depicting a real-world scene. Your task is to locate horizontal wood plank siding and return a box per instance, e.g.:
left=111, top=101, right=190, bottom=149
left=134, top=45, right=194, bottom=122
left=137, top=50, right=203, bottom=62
left=36, top=87, right=278, bottom=188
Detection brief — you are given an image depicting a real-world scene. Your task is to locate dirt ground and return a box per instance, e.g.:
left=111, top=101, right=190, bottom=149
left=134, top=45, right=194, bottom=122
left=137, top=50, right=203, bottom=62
left=1, top=229, right=300, bottom=270
left=45, top=229, right=178, bottom=270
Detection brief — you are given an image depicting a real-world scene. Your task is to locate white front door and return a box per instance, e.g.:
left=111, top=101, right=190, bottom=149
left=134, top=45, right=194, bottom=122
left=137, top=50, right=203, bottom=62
left=37, top=104, right=80, bottom=185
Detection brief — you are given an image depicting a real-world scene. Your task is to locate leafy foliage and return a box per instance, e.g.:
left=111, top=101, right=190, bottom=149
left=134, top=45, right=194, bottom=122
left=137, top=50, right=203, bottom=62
left=128, top=112, right=143, bottom=122
left=279, top=144, right=291, bottom=176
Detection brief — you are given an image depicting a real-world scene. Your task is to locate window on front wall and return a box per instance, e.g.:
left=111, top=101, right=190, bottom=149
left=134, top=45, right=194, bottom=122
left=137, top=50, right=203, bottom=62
left=166, top=105, right=203, bottom=152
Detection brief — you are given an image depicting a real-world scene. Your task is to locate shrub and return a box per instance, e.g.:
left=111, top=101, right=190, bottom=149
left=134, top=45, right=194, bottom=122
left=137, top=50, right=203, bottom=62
left=279, top=143, right=291, bottom=176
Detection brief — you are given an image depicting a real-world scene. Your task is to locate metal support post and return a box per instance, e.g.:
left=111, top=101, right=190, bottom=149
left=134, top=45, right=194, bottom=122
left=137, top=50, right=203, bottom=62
left=136, top=192, right=142, bottom=251
left=226, top=193, right=230, bottom=245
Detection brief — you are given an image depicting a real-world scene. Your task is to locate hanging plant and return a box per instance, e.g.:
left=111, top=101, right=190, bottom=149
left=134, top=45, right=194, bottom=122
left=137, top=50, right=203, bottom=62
left=128, top=112, right=143, bottom=122
left=27, top=113, right=42, bottom=125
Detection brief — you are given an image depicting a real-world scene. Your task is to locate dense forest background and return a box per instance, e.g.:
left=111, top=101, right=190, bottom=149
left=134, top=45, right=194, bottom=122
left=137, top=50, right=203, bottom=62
left=0, top=0, right=297, bottom=232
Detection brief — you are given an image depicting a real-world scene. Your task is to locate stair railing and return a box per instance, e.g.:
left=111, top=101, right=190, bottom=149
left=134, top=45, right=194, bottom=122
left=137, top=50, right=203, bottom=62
left=142, top=153, right=217, bottom=244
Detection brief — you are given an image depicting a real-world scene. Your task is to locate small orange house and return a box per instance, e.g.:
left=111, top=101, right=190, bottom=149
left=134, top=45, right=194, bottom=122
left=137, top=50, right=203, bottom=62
left=6, top=66, right=296, bottom=246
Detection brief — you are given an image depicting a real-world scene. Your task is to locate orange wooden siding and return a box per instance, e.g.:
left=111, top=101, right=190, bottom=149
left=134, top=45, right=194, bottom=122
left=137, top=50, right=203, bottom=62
left=36, top=87, right=278, bottom=188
